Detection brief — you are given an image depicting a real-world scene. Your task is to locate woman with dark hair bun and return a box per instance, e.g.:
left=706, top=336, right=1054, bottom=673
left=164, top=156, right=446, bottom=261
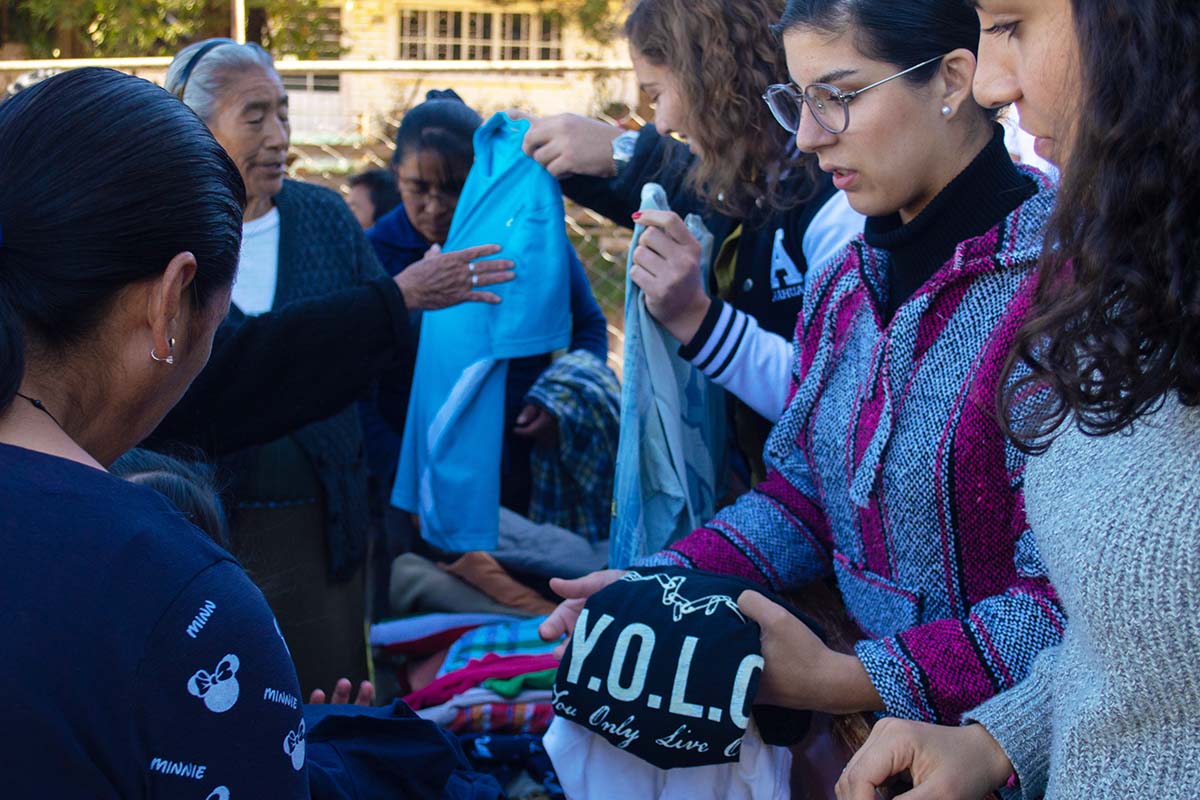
left=837, top=1, right=1200, bottom=798
left=0, top=68, right=306, bottom=797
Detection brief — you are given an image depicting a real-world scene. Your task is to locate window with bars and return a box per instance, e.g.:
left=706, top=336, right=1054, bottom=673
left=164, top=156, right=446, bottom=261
left=281, top=73, right=343, bottom=93
left=399, top=8, right=564, bottom=61
left=538, top=15, right=562, bottom=60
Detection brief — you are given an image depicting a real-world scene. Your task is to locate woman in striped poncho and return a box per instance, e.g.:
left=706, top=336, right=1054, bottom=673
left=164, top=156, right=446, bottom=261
left=541, top=0, right=1065, bottom=733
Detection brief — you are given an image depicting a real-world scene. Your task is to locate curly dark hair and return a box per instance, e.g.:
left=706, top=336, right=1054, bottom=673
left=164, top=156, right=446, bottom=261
left=624, top=0, right=809, bottom=218
left=1000, top=0, right=1200, bottom=452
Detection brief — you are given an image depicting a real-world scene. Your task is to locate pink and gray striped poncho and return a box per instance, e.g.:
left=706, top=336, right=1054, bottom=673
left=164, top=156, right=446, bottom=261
left=644, top=168, right=1066, bottom=724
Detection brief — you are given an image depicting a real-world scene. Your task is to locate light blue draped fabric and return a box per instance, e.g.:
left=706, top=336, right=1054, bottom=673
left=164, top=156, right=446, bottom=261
left=609, top=183, right=726, bottom=568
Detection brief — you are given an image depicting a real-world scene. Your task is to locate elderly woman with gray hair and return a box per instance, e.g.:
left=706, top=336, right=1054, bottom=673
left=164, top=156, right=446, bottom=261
left=149, top=38, right=514, bottom=696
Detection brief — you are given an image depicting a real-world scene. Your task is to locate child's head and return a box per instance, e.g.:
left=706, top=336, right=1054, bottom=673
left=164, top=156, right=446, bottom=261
left=111, top=449, right=230, bottom=549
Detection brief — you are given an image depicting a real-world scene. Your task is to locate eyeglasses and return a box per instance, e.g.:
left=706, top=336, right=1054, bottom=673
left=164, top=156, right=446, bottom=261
left=398, top=178, right=461, bottom=207
left=762, top=53, right=947, bottom=135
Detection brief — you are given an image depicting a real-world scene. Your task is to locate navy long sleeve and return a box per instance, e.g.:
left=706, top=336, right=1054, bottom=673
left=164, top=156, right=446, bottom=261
left=1, top=444, right=307, bottom=799
left=566, top=247, right=610, bottom=361
left=560, top=124, right=710, bottom=230
left=141, top=561, right=310, bottom=798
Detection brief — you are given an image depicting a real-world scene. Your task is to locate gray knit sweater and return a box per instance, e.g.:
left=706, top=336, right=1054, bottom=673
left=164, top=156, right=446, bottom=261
left=967, top=395, right=1200, bottom=799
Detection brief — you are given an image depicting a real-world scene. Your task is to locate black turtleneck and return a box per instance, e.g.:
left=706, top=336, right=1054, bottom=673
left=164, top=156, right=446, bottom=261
left=863, top=123, right=1037, bottom=324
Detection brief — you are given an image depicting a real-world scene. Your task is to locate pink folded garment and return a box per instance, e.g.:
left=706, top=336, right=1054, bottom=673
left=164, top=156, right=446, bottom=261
left=369, top=612, right=526, bottom=654
left=403, top=652, right=561, bottom=710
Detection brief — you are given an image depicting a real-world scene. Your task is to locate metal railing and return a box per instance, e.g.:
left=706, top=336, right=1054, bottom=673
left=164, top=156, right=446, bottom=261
left=0, top=56, right=633, bottom=73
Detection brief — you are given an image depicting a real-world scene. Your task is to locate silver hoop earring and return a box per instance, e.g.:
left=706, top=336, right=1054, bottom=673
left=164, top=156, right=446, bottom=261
left=151, top=337, right=176, bottom=366
left=941, top=105, right=953, bottom=117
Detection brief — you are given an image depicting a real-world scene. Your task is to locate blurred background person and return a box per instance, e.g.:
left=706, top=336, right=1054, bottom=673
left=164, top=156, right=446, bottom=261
left=347, top=167, right=403, bottom=229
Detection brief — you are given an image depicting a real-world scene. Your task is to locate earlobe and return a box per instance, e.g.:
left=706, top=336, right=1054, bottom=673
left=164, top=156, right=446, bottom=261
left=939, top=48, right=981, bottom=118
left=148, top=251, right=198, bottom=363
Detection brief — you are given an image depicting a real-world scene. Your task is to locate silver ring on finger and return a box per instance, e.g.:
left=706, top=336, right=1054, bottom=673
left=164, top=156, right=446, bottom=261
left=471, top=274, right=479, bottom=287
left=468, top=262, right=476, bottom=274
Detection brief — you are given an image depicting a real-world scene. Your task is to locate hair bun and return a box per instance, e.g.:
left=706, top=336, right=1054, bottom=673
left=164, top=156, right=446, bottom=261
left=425, top=89, right=464, bottom=103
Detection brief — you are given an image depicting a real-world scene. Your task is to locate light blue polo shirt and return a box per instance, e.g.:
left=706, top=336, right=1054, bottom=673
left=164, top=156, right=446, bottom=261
left=392, top=113, right=572, bottom=551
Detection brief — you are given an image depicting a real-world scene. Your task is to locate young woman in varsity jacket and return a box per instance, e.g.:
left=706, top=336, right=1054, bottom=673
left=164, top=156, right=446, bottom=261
left=522, top=0, right=864, bottom=484
left=541, top=0, right=1065, bottom=734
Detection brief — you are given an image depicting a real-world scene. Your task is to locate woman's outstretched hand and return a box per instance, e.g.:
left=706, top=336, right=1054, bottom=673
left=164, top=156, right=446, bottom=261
left=394, top=243, right=516, bottom=310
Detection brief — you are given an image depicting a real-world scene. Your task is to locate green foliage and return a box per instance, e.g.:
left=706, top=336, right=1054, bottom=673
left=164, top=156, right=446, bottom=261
left=14, top=0, right=344, bottom=58
left=563, top=0, right=619, bottom=44
left=250, top=0, right=345, bottom=60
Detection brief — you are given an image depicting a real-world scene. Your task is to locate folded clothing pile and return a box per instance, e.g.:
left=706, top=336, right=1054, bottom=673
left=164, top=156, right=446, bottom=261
left=381, top=616, right=567, bottom=798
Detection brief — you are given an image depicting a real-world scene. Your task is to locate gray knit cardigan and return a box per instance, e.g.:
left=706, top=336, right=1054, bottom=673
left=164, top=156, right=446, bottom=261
left=967, top=394, right=1200, bottom=798
left=232, top=179, right=387, bottom=580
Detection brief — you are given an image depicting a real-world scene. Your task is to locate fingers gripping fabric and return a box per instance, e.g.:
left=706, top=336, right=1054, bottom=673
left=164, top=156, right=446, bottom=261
left=611, top=183, right=726, bottom=568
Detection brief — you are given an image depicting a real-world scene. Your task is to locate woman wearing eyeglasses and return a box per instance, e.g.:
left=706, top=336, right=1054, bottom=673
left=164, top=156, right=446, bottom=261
left=522, top=0, right=865, bottom=493
left=540, top=0, right=1064, bottom=766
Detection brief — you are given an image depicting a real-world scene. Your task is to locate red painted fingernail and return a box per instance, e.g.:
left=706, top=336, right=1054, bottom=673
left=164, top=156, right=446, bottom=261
left=631, top=212, right=642, bottom=220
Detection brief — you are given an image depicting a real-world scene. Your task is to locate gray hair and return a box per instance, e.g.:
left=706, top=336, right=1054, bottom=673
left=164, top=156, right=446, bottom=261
left=165, top=40, right=276, bottom=122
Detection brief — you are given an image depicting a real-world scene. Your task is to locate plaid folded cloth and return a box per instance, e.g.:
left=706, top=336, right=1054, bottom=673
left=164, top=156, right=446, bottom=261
left=438, top=616, right=555, bottom=678
left=447, top=702, right=555, bottom=735
left=525, top=350, right=620, bottom=543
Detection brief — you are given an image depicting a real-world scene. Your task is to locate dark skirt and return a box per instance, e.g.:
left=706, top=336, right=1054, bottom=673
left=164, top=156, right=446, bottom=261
left=228, top=435, right=369, bottom=697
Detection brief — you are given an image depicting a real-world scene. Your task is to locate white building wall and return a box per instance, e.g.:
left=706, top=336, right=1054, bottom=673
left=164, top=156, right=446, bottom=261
left=284, top=0, right=637, bottom=140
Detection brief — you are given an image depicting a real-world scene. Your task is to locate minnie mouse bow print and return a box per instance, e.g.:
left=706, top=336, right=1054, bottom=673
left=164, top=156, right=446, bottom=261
left=283, top=720, right=306, bottom=771
left=187, top=654, right=241, bottom=713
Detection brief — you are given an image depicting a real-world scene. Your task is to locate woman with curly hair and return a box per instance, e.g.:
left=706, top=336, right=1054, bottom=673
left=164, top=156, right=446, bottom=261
left=836, top=1, right=1200, bottom=798
left=522, top=0, right=865, bottom=486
